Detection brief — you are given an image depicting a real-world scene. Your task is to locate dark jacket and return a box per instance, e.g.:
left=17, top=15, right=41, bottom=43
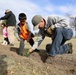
left=0, top=11, right=16, bottom=27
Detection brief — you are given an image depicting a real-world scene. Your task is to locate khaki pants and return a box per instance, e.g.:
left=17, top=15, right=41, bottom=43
left=7, top=26, right=15, bottom=44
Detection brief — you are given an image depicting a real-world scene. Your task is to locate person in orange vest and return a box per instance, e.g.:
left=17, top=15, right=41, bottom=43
left=15, top=13, right=34, bottom=56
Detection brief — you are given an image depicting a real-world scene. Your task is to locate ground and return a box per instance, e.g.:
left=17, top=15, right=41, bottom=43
left=0, top=34, right=76, bottom=75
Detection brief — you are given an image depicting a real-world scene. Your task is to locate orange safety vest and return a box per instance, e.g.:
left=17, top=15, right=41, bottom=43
left=19, top=22, right=29, bottom=40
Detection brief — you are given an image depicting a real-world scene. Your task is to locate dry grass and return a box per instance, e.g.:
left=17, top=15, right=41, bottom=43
left=25, top=36, right=76, bottom=54
left=0, top=34, right=76, bottom=54
left=0, top=34, right=76, bottom=75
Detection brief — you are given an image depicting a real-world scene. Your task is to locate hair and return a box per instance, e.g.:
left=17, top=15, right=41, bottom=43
left=18, top=13, right=27, bottom=21
left=5, top=9, right=10, bottom=14
left=5, top=9, right=10, bottom=12
left=1, top=23, right=6, bottom=26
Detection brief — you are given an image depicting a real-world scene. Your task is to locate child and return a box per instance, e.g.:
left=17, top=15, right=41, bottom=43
left=1, top=23, right=10, bottom=45
left=15, top=13, right=34, bottom=56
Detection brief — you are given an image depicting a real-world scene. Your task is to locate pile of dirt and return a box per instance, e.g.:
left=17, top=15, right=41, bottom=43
left=0, top=44, right=76, bottom=75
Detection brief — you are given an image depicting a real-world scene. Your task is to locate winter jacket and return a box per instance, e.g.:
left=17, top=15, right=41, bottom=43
left=15, top=22, right=34, bottom=41
left=0, top=11, right=16, bottom=27
left=32, top=15, right=71, bottom=50
left=2, top=27, right=8, bottom=38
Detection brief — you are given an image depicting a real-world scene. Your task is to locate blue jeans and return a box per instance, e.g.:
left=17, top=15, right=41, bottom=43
left=48, top=28, right=73, bottom=56
left=18, top=38, right=34, bottom=55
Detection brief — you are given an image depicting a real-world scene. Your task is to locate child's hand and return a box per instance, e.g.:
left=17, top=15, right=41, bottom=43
left=17, top=38, right=20, bottom=41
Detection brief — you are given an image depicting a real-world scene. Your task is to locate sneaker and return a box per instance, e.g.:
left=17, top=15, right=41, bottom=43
left=1, top=41, right=8, bottom=45
left=5, top=41, right=8, bottom=45
left=67, top=43, right=73, bottom=54
left=17, top=51, right=23, bottom=56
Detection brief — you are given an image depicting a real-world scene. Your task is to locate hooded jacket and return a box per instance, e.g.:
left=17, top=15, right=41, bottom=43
left=32, top=15, right=72, bottom=50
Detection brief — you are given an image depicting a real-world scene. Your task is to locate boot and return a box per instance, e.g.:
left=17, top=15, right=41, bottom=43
left=67, top=43, right=73, bottom=54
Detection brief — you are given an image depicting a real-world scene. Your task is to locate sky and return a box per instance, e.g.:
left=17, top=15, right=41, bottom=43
left=0, top=0, right=76, bottom=32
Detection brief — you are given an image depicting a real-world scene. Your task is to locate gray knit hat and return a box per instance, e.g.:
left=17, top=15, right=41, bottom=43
left=32, top=15, right=43, bottom=30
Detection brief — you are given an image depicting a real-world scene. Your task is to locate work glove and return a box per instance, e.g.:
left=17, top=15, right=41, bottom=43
left=50, top=25, right=55, bottom=30
left=47, top=25, right=55, bottom=35
left=28, top=48, right=34, bottom=53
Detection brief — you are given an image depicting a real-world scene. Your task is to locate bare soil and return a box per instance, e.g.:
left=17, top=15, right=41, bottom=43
left=0, top=34, right=76, bottom=75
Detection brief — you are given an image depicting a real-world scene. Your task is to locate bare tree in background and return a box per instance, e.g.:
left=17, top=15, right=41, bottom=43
left=65, top=13, right=76, bottom=37
left=66, top=13, right=76, bottom=30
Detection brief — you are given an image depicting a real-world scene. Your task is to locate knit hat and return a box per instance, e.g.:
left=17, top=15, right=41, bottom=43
left=32, top=15, right=43, bottom=30
left=18, top=13, right=27, bottom=20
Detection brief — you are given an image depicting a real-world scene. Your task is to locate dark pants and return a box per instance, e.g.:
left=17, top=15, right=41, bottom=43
left=18, top=38, right=34, bottom=55
left=48, top=28, right=73, bottom=56
left=4, top=37, right=10, bottom=44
